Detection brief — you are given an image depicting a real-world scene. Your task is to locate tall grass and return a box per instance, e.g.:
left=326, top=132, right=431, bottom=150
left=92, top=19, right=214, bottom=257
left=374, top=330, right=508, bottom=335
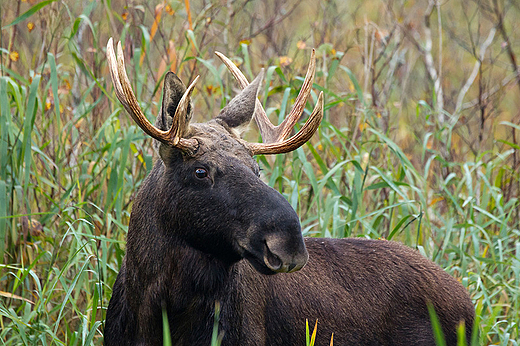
left=1, top=0, right=519, bottom=345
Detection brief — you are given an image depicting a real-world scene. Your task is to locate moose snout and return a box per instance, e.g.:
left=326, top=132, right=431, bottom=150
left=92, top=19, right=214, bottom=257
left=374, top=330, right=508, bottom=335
left=240, top=184, right=309, bottom=274
left=263, top=233, right=309, bottom=273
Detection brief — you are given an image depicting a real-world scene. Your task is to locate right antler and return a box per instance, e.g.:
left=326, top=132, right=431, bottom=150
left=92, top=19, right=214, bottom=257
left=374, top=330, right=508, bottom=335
left=106, top=38, right=199, bottom=154
left=215, top=50, right=323, bottom=155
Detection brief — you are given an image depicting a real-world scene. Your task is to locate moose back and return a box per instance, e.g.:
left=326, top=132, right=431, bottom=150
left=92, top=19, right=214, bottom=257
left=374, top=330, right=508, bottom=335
left=103, top=38, right=474, bottom=346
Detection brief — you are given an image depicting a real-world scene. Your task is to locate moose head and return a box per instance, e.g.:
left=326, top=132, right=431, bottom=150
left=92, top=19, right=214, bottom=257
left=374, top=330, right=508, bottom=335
left=106, top=38, right=323, bottom=275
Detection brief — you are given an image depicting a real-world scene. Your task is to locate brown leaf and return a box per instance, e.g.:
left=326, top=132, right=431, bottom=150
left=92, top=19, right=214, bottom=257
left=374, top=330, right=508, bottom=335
left=20, top=216, right=43, bottom=238
left=0, top=291, right=35, bottom=305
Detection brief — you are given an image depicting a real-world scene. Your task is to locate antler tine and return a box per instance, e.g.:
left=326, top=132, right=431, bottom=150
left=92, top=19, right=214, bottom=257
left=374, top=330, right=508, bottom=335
left=215, top=51, right=277, bottom=143
left=107, top=38, right=198, bottom=154
left=275, top=49, right=316, bottom=143
left=167, top=75, right=199, bottom=147
left=214, top=51, right=249, bottom=89
left=107, top=38, right=133, bottom=117
left=248, top=92, right=324, bottom=155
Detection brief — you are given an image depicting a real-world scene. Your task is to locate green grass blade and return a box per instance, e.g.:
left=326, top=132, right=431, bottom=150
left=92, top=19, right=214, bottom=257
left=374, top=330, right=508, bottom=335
left=162, top=307, right=172, bottom=346
left=427, top=303, right=447, bottom=346
left=22, top=75, right=41, bottom=213
left=0, top=180, right=6, bottom=261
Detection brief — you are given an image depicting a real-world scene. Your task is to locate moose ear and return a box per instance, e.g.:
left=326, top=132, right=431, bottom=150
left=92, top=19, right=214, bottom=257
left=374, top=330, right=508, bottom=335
left=155, top=72, right=193, bottom=133
left=217, top=69, right=264, bottom=138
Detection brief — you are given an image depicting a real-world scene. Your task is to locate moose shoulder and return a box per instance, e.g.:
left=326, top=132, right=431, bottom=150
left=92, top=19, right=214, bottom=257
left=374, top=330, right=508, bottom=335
left=104, top=38, right=475, bottom=346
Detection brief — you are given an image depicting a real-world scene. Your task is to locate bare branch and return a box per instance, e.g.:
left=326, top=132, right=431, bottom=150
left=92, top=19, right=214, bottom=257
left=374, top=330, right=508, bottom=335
left=455, top=28, right=496, bottom=113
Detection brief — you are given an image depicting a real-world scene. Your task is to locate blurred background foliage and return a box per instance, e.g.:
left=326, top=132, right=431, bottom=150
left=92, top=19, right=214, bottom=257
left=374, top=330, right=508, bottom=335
left=0, top=0, right=519, bottom=344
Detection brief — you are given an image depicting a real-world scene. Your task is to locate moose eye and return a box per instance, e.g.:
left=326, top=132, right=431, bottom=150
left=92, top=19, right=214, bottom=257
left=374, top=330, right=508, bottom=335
left=194, top=168, right=208, bottom=179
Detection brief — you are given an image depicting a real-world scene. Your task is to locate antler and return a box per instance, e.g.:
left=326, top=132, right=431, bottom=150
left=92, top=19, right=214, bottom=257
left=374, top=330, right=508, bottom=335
left=215, top=50, right=323, bottom=155
left=106, top=38, right=199, bottom=154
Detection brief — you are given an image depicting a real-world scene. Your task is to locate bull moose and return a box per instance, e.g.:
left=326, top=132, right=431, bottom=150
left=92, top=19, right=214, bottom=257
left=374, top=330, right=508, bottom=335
left=104, top=37, right=475, bottom=346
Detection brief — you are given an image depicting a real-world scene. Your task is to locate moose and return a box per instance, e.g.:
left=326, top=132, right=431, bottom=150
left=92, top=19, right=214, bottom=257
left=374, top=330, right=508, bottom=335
left=104, top=38, right=475, bottom=346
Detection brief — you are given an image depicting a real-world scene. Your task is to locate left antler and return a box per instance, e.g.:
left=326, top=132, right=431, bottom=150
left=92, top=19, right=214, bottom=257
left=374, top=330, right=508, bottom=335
left=107, top=38, right=199, bottom=154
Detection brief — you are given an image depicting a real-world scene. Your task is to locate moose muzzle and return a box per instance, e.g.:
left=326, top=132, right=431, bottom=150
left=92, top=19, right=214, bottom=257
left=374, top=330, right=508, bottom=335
left=241, top=200, right=309, bottom=276
left=263, top=232, right=308, bottom=273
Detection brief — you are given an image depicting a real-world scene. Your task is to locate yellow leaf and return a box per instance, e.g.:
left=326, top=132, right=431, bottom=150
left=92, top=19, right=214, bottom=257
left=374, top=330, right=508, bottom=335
left=75, top=118, right=84, bottom=129
left=279, top=56, right=292, bottom=67
left=426, top=137, right=433, bottom=150
left=239, top=39, right=251, bottom=46
left=151, top=3, right=165, bottom=40
left=9, top=51, right=19, bottom=62
left=141, top=4, right=164, bottom=66
left=165, top=4, right=175, bottom=15
left=185, top=0, right=193, bottom=30
left=59, top=79, right=71, bottom=94
left=27, top=22, right=35, bottom=32
left=429, top=196, right=444, bottom=207
left=310, top=319, right=318, bottom=345
left=122, top=12, right=128, bottom=21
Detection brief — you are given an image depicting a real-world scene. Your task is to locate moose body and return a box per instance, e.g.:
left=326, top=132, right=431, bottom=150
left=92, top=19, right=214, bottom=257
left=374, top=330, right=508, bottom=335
left=106, top=232, right=474, bottom=345
left=104, top=38, right=474, bottom=346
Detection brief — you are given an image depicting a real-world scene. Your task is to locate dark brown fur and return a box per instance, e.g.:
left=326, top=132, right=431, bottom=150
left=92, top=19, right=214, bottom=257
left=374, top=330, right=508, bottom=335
left=104, top=71, right=474, bottom=346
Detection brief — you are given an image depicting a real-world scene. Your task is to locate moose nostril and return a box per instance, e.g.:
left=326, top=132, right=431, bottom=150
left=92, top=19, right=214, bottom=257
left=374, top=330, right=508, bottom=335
left=263, top=241, right=283, bottom=271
